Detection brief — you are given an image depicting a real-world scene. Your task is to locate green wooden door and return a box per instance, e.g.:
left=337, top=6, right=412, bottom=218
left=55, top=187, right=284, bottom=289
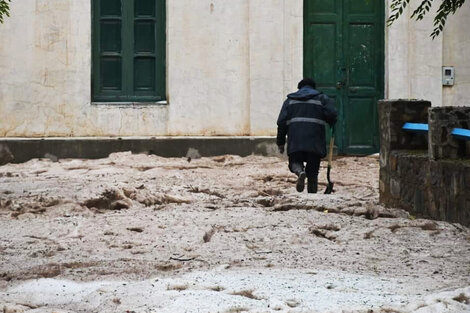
left=304, top=0, right=384, bottom=155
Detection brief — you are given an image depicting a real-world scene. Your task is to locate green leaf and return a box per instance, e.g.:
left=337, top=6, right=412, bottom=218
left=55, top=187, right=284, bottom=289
left=388, top=0, right=467, bottom=38
left=0, top=0, right=12, bottom=24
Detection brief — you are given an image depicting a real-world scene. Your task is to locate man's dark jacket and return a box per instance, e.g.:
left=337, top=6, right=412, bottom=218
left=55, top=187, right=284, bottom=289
left=277, top=86, right=338, bottom=157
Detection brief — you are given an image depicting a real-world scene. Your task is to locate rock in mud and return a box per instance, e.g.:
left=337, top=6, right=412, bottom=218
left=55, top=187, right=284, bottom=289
left=44, top=153, right=59, bottom=162
left=2, top=304, right=29, bottom=313
left=83, top=189, right=132, bottom=210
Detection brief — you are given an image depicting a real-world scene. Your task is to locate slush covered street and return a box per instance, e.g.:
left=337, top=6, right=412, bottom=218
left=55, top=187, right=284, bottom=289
left=0, top=153, right=469, bottom=312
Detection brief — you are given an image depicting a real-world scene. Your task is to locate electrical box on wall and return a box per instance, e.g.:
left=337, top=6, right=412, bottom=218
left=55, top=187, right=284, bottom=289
left=442, top=66, right=455, bottom=86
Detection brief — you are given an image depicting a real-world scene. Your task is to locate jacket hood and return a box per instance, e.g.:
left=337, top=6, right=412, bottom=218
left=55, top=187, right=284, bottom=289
left=287, top=86, right=321, bottom=100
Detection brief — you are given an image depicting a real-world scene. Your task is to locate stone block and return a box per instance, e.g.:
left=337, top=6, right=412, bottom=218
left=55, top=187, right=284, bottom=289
left=390, top=178, right=400, bottom=197
left=390, top=154, right=397, bottom=172
left=378, top=99, right=431, bottom=152
left=429, top=106, right=470, bottom=160
left=379, top=179, right=385, bottom=194
left=413, top=189, right=424, bottom=214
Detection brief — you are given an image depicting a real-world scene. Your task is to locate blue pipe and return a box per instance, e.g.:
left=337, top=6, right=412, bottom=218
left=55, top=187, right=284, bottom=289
left=452, top=128, right=470, bottom=141
left=402, top=123, right=429, bottom=133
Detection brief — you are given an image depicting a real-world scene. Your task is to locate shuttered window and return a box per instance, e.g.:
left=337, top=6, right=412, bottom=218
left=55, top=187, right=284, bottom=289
left=92, top=0, right=166, bottom=102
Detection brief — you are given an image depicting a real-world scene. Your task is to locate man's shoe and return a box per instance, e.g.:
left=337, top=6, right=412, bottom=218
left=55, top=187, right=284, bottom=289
left=307, top=177, right=318, bottom=194
left=296, top=171, right=306, bottom=192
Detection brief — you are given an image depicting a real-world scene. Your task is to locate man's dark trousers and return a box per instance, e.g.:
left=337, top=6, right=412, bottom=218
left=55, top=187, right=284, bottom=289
left=288, top=151, right=321, bottom=192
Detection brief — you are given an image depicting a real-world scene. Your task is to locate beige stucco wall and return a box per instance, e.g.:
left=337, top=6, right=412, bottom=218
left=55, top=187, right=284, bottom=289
left=442, top=4, right=470, bottom=107
left=387, top=1, right=470, bottom=107
left=0, top=1, right=468, bottom=138
left=0, top=0, right=302, bottom=137
left=167, top=0, right=251, bottom=136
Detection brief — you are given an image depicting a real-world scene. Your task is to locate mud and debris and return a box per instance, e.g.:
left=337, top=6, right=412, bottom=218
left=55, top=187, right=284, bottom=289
left=0, top=152, right=469, bottom=312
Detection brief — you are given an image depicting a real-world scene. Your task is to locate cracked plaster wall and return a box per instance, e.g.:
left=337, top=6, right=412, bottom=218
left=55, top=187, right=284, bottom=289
left=386, top=1, right=470, bottom=107
left=0, top=0, right=302, bottom=137
left=442, top=5, right=470, bottom=107
left=1, top=1, right=468, bottom=138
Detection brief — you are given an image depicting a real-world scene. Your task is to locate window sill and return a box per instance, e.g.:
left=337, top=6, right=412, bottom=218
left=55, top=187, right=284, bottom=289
left=91, top=100, right=168, bottom=107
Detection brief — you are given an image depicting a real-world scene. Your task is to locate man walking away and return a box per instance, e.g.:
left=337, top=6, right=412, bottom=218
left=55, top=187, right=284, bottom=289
left=277, top=78, right=338, bottom=193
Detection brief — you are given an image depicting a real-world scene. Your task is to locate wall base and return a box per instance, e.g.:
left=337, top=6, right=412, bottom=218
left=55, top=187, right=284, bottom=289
left=0, top=137, right=278, bottom=163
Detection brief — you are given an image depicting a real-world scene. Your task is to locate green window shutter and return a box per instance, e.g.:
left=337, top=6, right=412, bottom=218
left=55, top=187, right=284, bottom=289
left=92, top=0, right=166, bottom=102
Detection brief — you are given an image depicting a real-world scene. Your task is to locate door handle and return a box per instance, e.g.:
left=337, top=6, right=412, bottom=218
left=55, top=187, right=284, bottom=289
left=337, top=67, right=347, bottom=90
left=349, top=87, right=358, bottom=93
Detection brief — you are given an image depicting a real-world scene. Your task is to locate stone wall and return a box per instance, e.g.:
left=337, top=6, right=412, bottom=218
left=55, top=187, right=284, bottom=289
left=428, top=159, right=470, bottom=224
left=378, top=100, right=430, bottom=207
left=379, top=101, right=470, bottom=226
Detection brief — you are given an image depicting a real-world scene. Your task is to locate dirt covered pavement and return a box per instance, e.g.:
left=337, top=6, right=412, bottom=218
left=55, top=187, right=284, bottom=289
left=0, top=153, right=469, bottom=312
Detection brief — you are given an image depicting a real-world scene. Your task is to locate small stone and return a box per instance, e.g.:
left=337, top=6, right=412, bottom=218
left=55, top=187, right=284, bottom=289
left=2, top=304, right=28, bottom=313
left=17, top=212, right=36, bottom=220
left=186, top=148, right=201, bottom=160
left=127, top=227, right=144, bottom=233
left=110, top=200, right=131, bottom=210
left=44, top=153, right=59, bottom=162
left=365, top=207, right=379, bottom=220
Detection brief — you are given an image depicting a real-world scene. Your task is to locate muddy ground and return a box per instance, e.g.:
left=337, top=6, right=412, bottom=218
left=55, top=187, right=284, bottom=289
left=0, top=153, right=469, bottom=313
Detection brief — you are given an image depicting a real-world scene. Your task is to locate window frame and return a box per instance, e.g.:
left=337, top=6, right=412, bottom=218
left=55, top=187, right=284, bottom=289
left=91, top=0, right=166, bottom=103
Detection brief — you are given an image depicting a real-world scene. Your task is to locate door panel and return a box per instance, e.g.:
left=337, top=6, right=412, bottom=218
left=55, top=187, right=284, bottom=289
left=310, top=24, right=338, bottom=86
left=311, top=0, right=337, bottom=13
left=304, top=0, right=343, bottom=145
left=304, top=0, right=383, bottom=155
left=101, top=0, right=121, bottom=16
left=345, top=98, right=375, bottom=147
left=347, top=0, right=375, bottom=14
left=348, top=24, right=375, bottom=87
left=343, top=0, right=382, bottom=154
